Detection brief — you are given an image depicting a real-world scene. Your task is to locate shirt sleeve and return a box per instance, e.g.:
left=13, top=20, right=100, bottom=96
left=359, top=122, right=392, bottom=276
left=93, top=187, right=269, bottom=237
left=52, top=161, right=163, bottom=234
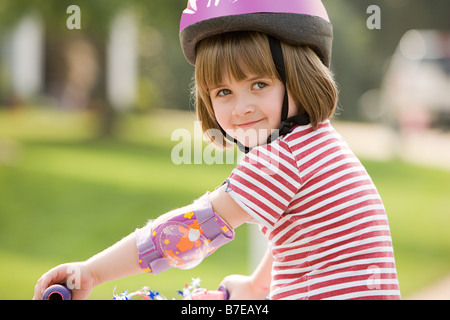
left=225, top=140, right=302, bottom=230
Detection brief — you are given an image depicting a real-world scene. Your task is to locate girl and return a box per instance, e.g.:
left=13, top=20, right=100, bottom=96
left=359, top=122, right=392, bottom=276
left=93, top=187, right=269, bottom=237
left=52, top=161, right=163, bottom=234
left=34, top=0, right=401, bottom=300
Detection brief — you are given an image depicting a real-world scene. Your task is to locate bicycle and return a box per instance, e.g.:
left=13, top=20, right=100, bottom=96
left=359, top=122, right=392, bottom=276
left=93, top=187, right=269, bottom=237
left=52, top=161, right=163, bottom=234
left=42, top=278, right=229, bottom=300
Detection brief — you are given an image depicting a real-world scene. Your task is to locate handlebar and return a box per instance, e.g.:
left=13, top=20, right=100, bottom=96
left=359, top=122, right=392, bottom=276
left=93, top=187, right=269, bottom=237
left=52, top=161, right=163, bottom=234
left=42, top=284, right=72, bottom=300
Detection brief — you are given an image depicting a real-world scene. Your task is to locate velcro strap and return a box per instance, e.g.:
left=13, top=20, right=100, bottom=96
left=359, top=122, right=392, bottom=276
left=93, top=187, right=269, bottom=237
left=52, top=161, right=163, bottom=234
left=195, top=194, right=225, bottom=240
left=209, top=233, right=234, bottom=249
left=135, top=223, right=153, bottom=255
left=149, top=257, right=172, bottom=275
left=136, top=225, right=173, bottom=275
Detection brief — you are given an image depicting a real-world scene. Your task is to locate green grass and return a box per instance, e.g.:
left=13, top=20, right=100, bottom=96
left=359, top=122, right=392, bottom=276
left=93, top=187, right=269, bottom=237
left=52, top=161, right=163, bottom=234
left=0, top=107, right=449, bottom=299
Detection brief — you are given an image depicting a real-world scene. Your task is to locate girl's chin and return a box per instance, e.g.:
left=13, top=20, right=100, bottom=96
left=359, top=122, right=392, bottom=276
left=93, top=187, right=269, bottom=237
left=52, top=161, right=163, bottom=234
left=229, top=127, right=279, bottom=148
left=235, top=134, right=271, bottom=149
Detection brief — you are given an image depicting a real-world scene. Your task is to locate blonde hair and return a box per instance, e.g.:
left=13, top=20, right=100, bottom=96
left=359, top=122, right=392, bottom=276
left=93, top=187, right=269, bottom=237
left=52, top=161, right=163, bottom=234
left=194, top=31, right=338, bottom=148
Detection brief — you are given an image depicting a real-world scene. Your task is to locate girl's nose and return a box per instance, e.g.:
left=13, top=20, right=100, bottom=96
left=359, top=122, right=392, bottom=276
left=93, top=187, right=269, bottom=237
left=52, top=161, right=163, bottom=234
left=232, top=93, right=255, bottom=117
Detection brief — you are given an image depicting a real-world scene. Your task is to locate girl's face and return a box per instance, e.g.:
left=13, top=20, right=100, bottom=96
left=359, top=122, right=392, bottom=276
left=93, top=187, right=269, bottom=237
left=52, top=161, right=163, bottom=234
left=209, top=73, right=297, bottom=148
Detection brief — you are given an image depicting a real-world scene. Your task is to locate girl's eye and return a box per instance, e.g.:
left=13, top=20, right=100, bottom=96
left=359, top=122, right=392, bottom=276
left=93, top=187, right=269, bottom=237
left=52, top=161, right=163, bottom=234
left=217, top=89, right=232, bottom=96
left=252, top=82, right=267, bottom=90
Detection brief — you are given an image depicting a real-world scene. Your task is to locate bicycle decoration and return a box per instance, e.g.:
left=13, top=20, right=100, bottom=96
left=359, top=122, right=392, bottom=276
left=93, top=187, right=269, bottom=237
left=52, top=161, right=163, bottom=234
left=112, top=277, right=228, bottom=300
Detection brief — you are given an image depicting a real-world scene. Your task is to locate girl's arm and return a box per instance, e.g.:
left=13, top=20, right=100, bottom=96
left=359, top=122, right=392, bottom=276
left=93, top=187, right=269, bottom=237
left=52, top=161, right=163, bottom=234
left=33, top=233, right=143, bottom=300
left=34, top=184, right=252, bottom=299
left=251, top=248, right=273, bottom=294
left=86, top=232, right=143, bottom=285
left=89, top=184, right=250, bottom=285
left=220, top=248, right=273, bottom=300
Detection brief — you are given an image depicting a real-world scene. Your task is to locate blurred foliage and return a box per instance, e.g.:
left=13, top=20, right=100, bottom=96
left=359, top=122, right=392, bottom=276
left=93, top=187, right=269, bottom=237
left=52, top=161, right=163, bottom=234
left=324, top=0, right=450, bottom=120
left=0, top=0, right=450, bottom=123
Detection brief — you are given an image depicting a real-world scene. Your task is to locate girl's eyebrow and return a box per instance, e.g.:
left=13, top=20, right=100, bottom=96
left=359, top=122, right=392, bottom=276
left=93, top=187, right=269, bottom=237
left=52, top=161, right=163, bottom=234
left=209, top=75, right=270, bottom=91
left=209, top=84, right=226, bottom=91
left=247, top=75, right=269, bottom=82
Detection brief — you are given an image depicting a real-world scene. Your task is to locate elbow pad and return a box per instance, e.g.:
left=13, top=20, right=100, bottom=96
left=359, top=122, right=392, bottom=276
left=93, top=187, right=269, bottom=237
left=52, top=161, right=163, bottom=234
left=135, top=193, right=235, bottom=275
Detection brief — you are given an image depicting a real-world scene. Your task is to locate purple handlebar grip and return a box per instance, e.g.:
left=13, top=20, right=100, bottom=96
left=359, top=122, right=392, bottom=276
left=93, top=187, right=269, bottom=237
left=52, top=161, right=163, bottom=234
left=42, top=284, right=72, bottom=300
left=217, top=285, right=229, bottom=300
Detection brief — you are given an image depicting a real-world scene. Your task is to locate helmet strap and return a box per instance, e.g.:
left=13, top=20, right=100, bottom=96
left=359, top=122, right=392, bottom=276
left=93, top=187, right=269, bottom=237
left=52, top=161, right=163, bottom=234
left=267, top=36, right=311, bottom=144
left=218, top=126, right=250, bottom=153
left=268, top=36, right=289, bottom=122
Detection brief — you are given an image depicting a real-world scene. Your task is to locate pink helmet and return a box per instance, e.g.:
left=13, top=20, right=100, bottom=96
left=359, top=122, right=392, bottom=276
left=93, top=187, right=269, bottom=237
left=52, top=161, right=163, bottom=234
left=179, top=0, right=333, bottom=67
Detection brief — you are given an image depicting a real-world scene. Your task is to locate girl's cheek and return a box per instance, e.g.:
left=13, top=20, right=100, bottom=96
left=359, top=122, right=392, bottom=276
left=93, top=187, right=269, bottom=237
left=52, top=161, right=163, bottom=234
left=213, top=103, right=228, bottom=119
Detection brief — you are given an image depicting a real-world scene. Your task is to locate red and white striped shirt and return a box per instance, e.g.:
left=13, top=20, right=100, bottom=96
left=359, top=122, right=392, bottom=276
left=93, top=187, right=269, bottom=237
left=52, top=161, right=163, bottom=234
left=226, top=121, right=401, bottom=300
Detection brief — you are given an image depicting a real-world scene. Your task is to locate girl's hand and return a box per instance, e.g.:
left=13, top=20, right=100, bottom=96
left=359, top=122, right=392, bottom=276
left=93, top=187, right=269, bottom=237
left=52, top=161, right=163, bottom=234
left=33, top=262, right=96, bottom=300
left=220, top=274, right=269, bottom=300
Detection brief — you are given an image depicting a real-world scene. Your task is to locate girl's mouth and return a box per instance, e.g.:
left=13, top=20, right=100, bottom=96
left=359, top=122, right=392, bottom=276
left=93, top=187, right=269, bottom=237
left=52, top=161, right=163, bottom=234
left=235, top=119, right=262, bottom=129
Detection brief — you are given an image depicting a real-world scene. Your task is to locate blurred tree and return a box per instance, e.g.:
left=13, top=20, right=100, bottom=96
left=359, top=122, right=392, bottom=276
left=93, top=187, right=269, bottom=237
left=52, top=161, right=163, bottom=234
left=324, top=0, right=450, bottom=121
left=0, top=0, right=124, bottom=136
left=1, top=0, right=449, bottom=128
left=0, top=0, right=190, bottom=137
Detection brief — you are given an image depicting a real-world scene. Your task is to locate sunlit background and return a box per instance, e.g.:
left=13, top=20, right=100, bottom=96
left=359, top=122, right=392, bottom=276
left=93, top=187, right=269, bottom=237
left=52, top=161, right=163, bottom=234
left=0, top=0, right=449, bottom=300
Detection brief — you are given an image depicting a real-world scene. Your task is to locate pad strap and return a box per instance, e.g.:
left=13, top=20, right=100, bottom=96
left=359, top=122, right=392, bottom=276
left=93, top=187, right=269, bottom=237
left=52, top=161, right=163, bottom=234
left=135, top=193, right=235, bottom=275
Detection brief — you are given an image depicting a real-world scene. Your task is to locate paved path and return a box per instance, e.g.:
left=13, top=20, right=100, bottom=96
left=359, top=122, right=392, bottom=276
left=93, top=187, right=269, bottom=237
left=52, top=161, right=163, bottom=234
left=405, top=275, right=450, bottom=300
left=333, top=121, right=450, bottom=172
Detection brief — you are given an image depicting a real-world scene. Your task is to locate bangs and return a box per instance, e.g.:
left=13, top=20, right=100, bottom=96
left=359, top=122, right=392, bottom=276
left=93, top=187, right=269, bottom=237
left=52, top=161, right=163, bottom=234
left=195, top=32, right=279, bottom=93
